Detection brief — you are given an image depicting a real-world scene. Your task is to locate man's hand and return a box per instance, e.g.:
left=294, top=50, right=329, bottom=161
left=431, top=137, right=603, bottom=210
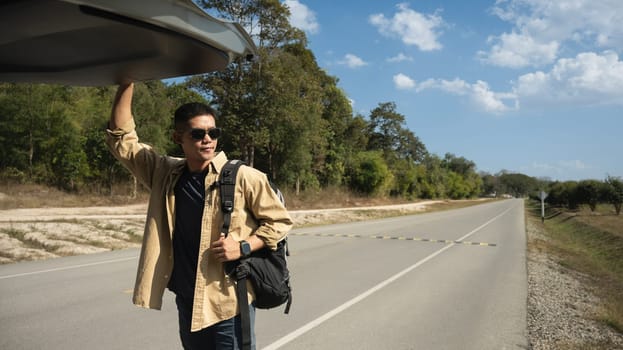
left=211, top=234, right=267, bottom=262
left=211, top=234, right=240, bottom=262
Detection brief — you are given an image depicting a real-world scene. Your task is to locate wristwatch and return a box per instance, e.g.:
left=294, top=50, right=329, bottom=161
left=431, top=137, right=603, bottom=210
left=239, top=240, right=252, bottom=259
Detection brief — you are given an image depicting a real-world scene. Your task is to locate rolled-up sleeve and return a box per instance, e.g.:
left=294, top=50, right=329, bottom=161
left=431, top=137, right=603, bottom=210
left=241, top=169, right=293, bottom=250
left=106, top=119, right=136, bottom=137
left=105, top=119, right=158, bottom=190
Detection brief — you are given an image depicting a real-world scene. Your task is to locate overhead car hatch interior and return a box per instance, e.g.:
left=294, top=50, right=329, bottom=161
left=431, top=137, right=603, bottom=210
left=0, top=0, right=233, bottom=85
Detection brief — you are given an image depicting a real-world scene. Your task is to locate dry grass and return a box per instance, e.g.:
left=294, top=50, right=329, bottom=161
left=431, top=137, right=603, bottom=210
left=0, top=183, right=149, bottom=209
left=571, top=205, right=623, bottom=239
left=282, top=186, right=414, bottom=210
left=1, top=227, right=50, bottom=252
left=2, top=183, right=490, bottom=212
left=2, top=183, right=407, bottom=210
left=536, top=203, right=623, bottom=334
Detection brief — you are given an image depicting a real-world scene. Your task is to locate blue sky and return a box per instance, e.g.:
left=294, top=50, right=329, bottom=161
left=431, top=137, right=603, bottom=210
left=281, top=0, right=622, bottom=181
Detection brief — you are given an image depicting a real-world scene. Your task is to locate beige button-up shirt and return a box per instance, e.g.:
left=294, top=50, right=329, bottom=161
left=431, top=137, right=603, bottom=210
left=106, top=119, right=292, bottom=331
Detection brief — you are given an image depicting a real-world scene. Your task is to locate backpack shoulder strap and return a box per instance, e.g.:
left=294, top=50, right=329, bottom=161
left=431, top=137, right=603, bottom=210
left=219, top=159, right=244, bottom=237
left=219, top=159, right=253, bottom=350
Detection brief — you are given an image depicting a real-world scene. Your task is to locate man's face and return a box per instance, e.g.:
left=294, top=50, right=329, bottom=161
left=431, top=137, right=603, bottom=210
left=175, top=114, right=219, bottom=171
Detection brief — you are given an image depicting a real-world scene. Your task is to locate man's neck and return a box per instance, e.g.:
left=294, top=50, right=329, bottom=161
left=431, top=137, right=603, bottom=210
left=186, top=160, right=211, bottom=174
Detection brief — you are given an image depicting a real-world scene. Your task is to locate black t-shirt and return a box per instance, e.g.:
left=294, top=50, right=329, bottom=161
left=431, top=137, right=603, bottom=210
left=168, top=167, right=208, bottom=299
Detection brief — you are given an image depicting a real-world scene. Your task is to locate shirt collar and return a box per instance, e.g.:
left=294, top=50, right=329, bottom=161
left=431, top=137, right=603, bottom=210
left=210, top=151, right=228, bottom=174
left=173, top=152, right=228, bottom=176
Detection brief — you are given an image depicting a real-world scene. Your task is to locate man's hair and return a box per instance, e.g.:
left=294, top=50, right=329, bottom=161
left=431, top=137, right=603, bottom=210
left=173, top=102, right=217, bottom=131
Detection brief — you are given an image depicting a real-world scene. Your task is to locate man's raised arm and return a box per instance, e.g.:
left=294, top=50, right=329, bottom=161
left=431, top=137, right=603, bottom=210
left=109, top=82, right=134, bottom=130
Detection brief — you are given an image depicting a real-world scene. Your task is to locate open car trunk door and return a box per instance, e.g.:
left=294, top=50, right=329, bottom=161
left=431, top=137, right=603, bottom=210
left=0, top=0, right=257, bottom=86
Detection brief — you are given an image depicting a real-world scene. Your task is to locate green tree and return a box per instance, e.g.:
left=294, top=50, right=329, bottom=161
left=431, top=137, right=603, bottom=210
left=464, top=171, right=484, bottom=198
left=498, top=172, right=538, bottom=198
left=390, top=158, right=419, bottom=198
left=132, top=81, right=176, bottom=154
left=365, top=102, right=428, bottom=197
left=367, top=102, right=404, bottom=156
left=442, top=153, right=476, bottom=177
left=49, top=120, right=89, bottom=191
left=0, top=83, right=80, bottom=186
left=605, top=176, right=623, bottom=215
left=442, top=153, right=482, bottom=198
left=317, top=76, right=354, bottom=187
left=547, top=181, right=570, bottom=207
left=258, top=42, right=325, bottom=189
left=576, top=179, right=605, bottom=212
left=0, top=83, right=59, bottom=178
left=548, top=181, right=580, bottom=210
left=397, top=128, right=428, bottom=163
left=342, top=115, right=369, bottom=162
left=480, top=172, right=499, bottom=197
left=348, top=151, right=392, bottom=196
left=0, top=83, right=31, bottom=172
left=445, top=171, right=470, bottom=199
left=419, top=154, right=447, bottom=198
left=83, top=126, right=127, bottom=194
left=366, top=102, right=426, bottom=162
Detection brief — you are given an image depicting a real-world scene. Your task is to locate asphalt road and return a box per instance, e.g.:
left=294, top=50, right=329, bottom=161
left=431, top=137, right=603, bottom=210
left=0, top=199, right=527, bottom=349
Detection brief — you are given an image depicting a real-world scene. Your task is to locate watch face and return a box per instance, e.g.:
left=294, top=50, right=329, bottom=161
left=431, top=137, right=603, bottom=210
left=241, top=241, right=251, bottom=257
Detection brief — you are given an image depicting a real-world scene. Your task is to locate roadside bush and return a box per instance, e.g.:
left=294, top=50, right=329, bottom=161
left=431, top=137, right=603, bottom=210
left=547, top=181, right=580, bottom=209
left=348, top=151, right=392, bottom=196
left=389, top=158, right=419, bottom=198
left=577, top=180, right=607, bottom=212
left=0, top=167, right=26, bottom=185
left=605, top=176, right=623, bottom=215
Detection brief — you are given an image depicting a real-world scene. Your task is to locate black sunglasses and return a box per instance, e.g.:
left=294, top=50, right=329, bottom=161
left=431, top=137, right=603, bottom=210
left=189, top=127, right=221, bottom=140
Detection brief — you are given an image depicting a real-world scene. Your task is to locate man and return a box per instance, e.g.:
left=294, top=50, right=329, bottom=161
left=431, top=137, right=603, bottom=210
left=106, top=83, right=292, bottom=349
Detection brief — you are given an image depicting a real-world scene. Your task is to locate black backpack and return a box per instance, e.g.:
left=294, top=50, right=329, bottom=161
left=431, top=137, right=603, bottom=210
left=219, top=160, right=292, bottom=350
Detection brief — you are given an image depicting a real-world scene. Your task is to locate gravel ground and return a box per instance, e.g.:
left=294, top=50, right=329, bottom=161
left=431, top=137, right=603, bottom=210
left=525, top=217, right=623, bottom=349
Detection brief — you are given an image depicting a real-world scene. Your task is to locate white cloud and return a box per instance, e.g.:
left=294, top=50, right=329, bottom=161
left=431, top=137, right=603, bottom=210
left=418, top=78, right=470, bottom=95
left=338, top=54, right=368, bottom=69
left=369, top=3, right=444, bottom=51
left=526, top=162, right=558, bottom=171
left=478, top=32, right=559, bottom=68
left=521, top=160, right=592, bottom=179
left=284, top=0, right=319, bottom=34
left=387, top=53, right=414, bottom=63
left=395, top=51, right=623, bottom=114
left=393, top=73, right=416, bottom=89
left=514, top=51, right=623, bottom=106
left=481, top=0, right=623, bottom=68
left=471, top=81, right=518, bottom=114
left=560, top=160, right=589, bottom=170
left=394, top=74, right=518, bottom=114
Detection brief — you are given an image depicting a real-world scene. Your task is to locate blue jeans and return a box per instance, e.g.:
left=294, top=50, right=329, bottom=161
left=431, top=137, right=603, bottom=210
left=176, top=296, right=256, bottom=350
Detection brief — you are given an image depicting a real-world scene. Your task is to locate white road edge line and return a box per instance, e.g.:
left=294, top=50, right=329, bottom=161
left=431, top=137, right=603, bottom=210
left=0, top=256, right=137, bottom=280
left=262, top=205, right=514, bottom=350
